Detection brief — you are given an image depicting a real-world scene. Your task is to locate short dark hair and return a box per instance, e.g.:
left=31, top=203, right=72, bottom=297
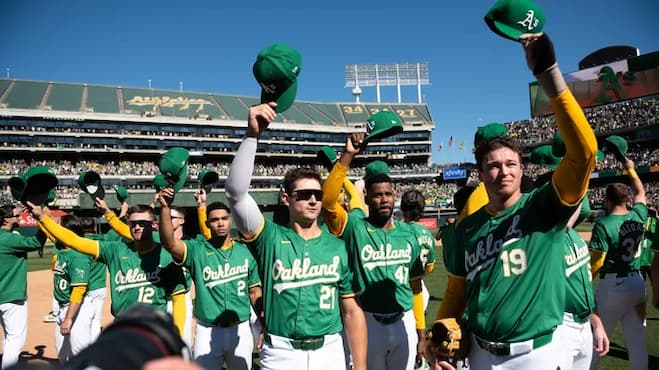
left=0, top=206, right=15, bottom=223
left=127, top=204, right=156, bottom=220
left=365, top=173, right=392, bottom=193
left=475, top=136, right=523, bottom=170
left=206, top=202, right=230, bottom=217
left=282, top=167, right=322, bottom=195
left=605, top=183, right=631, bottom=206
left=400, top=189, right=425, bottom=221
left=61, top=214, right=85, bottom=237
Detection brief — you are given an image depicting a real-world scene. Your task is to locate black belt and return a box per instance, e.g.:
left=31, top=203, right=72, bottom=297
left=599, top=270, right=639, bottom=279
left=372, top=312, right=403, bottom=325
left=264, top=334, right=325, bottom=351
left=474, top=332, right=553, bottom=356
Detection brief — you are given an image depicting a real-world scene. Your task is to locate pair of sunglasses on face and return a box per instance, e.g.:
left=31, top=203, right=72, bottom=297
left=128, top=220, right=153, bottom=228
left=290, top=189, right=323, bottom=201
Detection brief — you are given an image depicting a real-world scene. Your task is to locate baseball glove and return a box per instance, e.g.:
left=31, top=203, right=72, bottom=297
left=425, top=318, right=469, bottom=363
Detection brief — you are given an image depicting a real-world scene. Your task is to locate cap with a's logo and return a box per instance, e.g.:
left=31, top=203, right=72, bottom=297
left=362, top=111, right=403, bottom=145
left=253, top=43, right=302, bottom=113
left=484, top=0, right=545, bottom=41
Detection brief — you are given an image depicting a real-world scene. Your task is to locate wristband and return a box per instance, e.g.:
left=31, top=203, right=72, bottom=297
left=628, top=168, right=639, bottom=179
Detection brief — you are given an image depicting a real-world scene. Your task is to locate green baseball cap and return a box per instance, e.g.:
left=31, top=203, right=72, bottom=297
left=317, top=146, right=337, bottom=171
left=596, top=149, right=604, bottom=162
left=23, top=165, right=59, bottom=205
left=159, top=147, right=189, bottom=193
left=153, top=173, right=168, bottom=192
left=605, top=135, right=628, bottom=161
left=364, top=160, right=390, bottom=181
left=529, top=145, right=561, bottom=169
left=363, top=111, right=403, bottom=145
left=77, top=171, right=105, bottom=200
left=47, top=189, right=57, bottom=204
left=8, top=175, right=26, bottom=202
left=484, top=0, right=546, bottom=42
left=473, top=122, right=508, bottom=149
left=115, top=186, right=129, bottom=203
left=552, top=133, right=566, bottom=158
left=253, top=43, right=302, bottom=113
left=197, top=169, right=219, bottom=194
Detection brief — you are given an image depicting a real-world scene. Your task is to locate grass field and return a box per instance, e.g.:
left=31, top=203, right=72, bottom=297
left=28, top=227, right=658, bottom=369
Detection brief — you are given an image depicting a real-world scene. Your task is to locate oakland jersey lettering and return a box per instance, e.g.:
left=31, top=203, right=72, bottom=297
left=272, top=256, right=340, bottom=293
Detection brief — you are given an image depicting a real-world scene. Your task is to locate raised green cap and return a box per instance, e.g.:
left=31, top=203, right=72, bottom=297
left=253, top=43, right=302, bottom=113
left=605, top=135, right=628, bottom=161
left=197, top=169, right=219, bottom=194
left=363, top=111, right=403, bottom=144
left=159, top=147, right=189, bottom=193
left=8, top=175, right=25, bottom=201
left=47, top=189, right=57, bottom=204
left=23, top=166, right=58, bottom=205
left=153, top=173, right=169, bottom=192
left=115, top=186, right=129, bottom=203
left=484, top=0, right=545, bottom=42
left=529, top=144, right=561, bottom=169
left=473, top=122, right=508, bottom=149
left=77, top=171, right=105, bottom=200
left=364, top=160, right=390, bottom=181
left=317, top=146, right=337, bottom=171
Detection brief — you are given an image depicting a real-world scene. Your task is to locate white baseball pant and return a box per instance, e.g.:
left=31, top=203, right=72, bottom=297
left=0, top=300, right=27, bottom=369
left=365, top=309, right=417, bottom=370
left=592, top=271, right=647, bottom=370
left=193, top=320, right=253, bottom=370
left=54, top=298, right=96, bottom=363
left=260, top=333, right=345, bottom=370
left=555, top=312, right=593, bottom=370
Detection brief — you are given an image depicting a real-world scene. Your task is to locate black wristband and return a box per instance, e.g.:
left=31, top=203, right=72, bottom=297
left=532, top=33, right=557, bottom=75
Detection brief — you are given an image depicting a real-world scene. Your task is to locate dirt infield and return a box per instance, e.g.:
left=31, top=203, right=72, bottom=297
left=0, top=270, right=113, bottom=365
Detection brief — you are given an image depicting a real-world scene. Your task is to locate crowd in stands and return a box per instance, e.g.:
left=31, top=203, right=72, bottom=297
left=506, top=94, right=658, bottom=146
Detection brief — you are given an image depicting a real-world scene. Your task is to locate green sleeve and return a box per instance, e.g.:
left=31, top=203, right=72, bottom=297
left=589, top=222, right=609, bottom=253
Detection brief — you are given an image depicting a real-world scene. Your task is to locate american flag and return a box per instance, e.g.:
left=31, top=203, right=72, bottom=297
left=448, top=136, right=454, bottom=147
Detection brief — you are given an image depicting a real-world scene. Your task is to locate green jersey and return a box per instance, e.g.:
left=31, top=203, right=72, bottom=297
left=450, top=184, right=574, bottom=342
left=247, top=218, right=354, bottom=339
left=563, top=228, right=594, bottom=321
left=182, top=238, right=260, bottom=325
left=97, top=241, right=187, bottom=317
left=53, top=247, right=92, bottom=304
left=82, top=234, right=107, bottom=292
left=406, top=221, right=436, bottom=272
left=0, top=229, right=47, bottom=303
left=342, top=209, right=424, bottom=313
left=590, top=203, right=648, bottom=274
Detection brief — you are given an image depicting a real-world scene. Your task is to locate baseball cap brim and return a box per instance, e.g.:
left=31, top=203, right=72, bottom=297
left=8, top=176, right=25, bottom=201
left=362, top=125, right=404, bottom=145
left=167, top=165, right=188, bottom=193
left=485, top=18, right=524, bottom=41
left=261, top=79, right=297, bottom=113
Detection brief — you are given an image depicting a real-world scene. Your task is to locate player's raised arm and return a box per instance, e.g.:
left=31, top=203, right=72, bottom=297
left=96, top=197, right=132, bottom=240
left=225, top=103, right=277, bottom=240
left=321, top=133, right=366, bottom=236
left=522, top=33, right=597, bottom=205
left=623, top=158, right=646, bottom=205
left=194, top=189, right=212, bottom=240
left=158, top=188, right=186, bottom=263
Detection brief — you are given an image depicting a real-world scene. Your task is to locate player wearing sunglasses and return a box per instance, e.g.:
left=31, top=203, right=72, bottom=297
left=225, top=102, right=367, bottom=370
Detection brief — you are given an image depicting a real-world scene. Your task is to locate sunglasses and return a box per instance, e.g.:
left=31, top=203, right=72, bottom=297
left=128, top=220, right=152, bottom=228
left=291, top=189, right=323, bottom=201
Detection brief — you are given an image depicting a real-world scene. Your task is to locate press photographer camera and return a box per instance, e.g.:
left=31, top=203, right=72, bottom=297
left=10, top=304, right=191, bottom=370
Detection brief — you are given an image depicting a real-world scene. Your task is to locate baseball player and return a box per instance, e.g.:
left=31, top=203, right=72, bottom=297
left=225, top=102, right=367, bottom=370
left=589, top=158, right=648, bottom=370
left=652, top=228, right=659, bottom=309
left=322, top=136, right=426, bottom=370
left=94, top=197, right=195, bottom=346
left=0, top=205, right=48, bottom=369
left=433, top=33, right=598, bottom=370
left=50, top=215, right=99, bottom=362
left=400, top=189, right=436, bottom=312
left=28, top=203, right=188, bottom=336
left=158, top=189, right=262, bottom=370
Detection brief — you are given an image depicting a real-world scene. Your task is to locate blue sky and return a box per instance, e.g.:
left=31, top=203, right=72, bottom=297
left=1, top=0, right=657, bottom=165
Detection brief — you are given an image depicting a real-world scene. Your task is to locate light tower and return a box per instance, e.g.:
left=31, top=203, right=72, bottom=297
left=345, top=62, right=430, bottom=103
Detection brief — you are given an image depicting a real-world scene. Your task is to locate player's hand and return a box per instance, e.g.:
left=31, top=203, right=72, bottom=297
left=256, top=332, right=264, bottom=352
left=95, top=197, right=110, bottom=214
left=159, top=188, right=174, bottom=208
left=25, top=201, right=43, bottom=220
left=60, top=318, right=73, bottom=336
left=590, top=313, right=609, bottom=356
left=520, top=32, right=556, bottom=75
left=194, top=189, right=207, bottom=208
left=417, top=329, right=427, bottom=359
left=431, top=359, right=456, bottom=370
left=247, top=102, right=277, bottom=138
left=143, top=357, right=204, bottom=370
left=623, top=157, right=635, bottom=170
left=119, top=200, right=129, bottom=219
